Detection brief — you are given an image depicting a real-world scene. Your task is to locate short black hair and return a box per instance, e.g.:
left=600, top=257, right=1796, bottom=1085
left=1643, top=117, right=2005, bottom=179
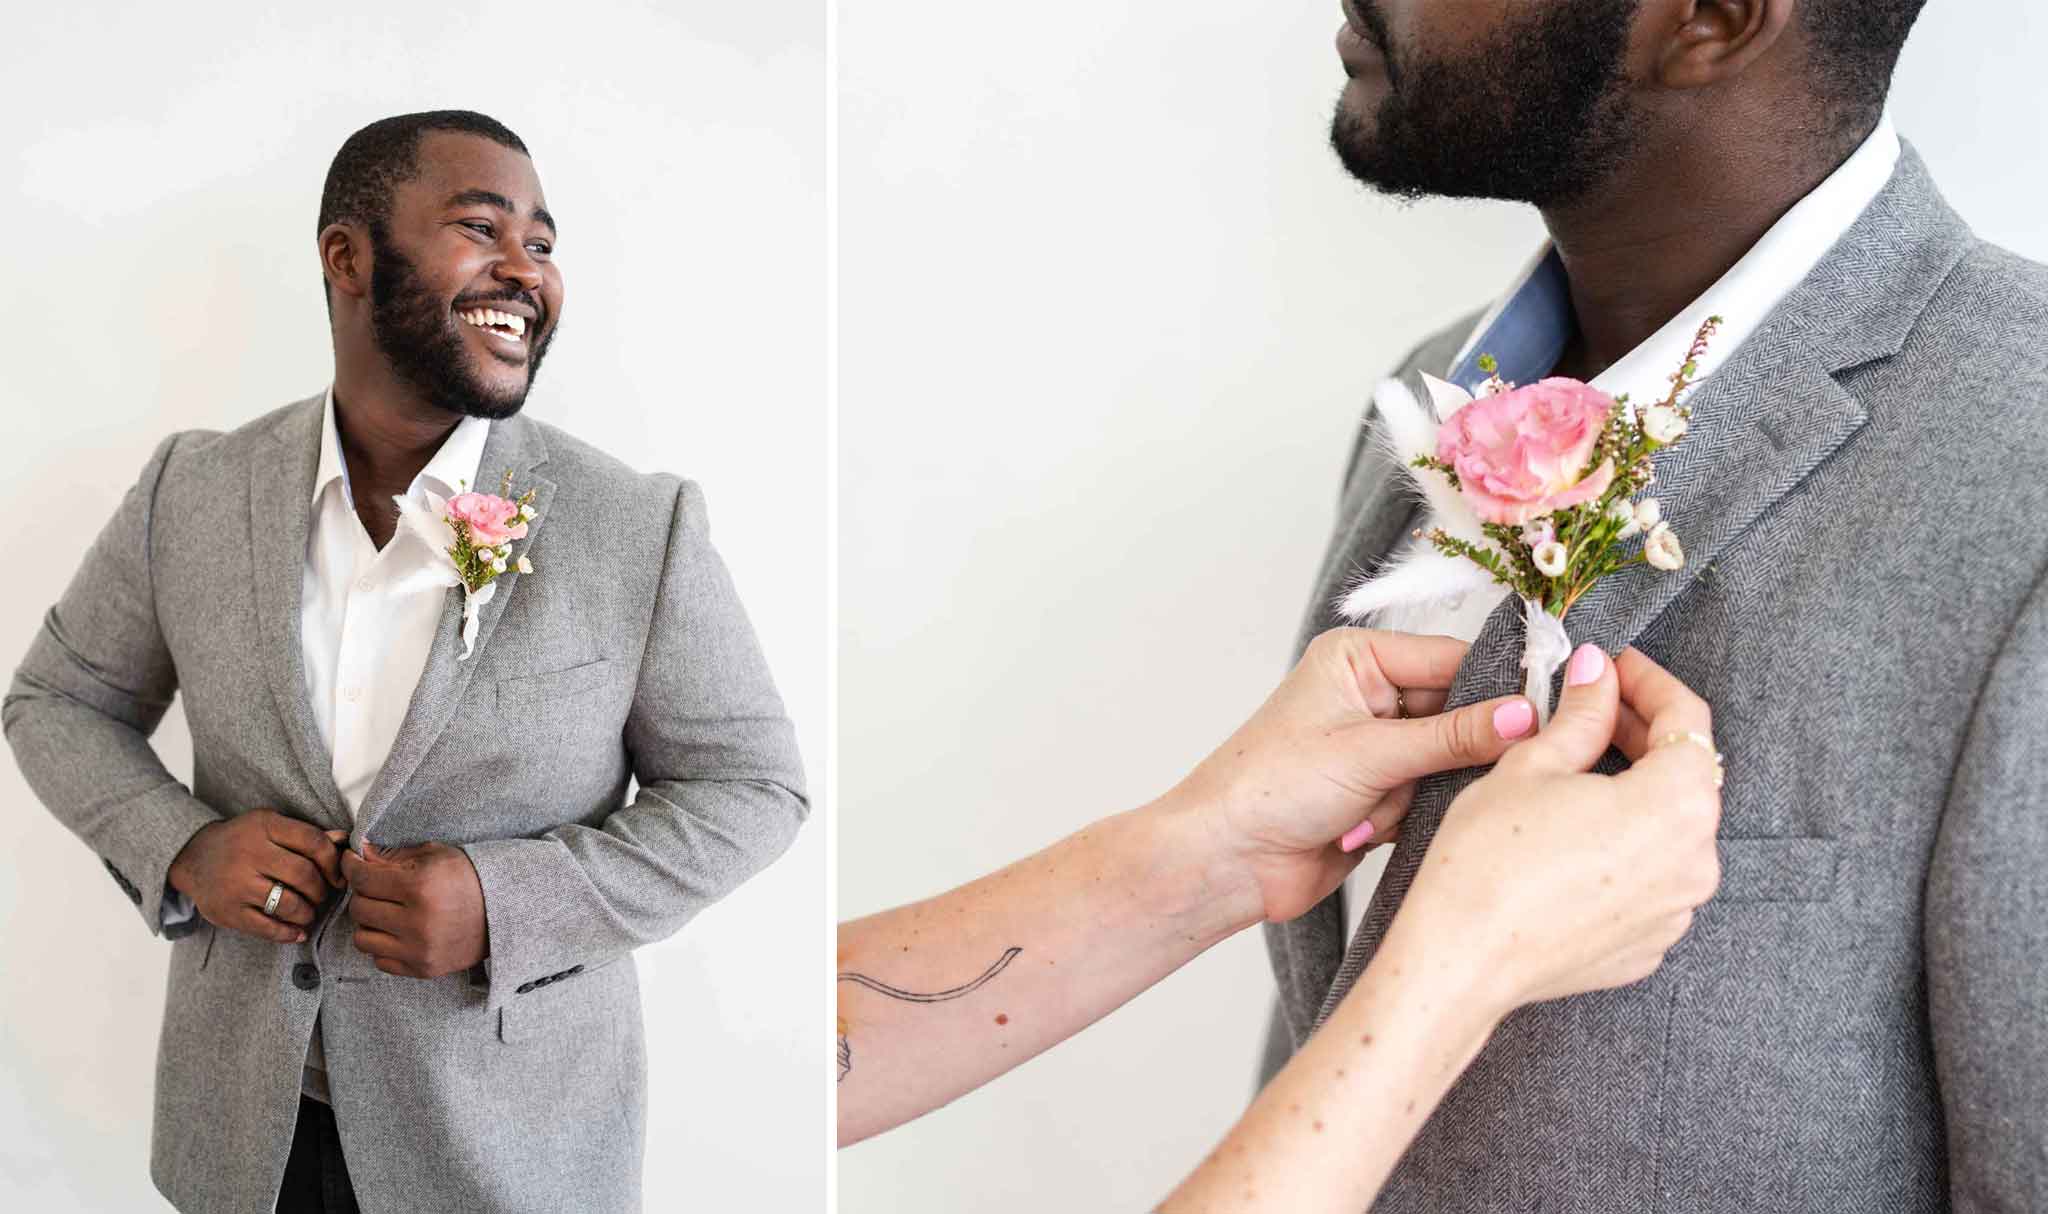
left=318, top=110, right=529, bottom=305
left=1801, top=0, right=1928, bottom=136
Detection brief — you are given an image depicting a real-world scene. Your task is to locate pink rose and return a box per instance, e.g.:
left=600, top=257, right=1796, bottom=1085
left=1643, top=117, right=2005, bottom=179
left=444, top=492, right=529, bottom=548
left=1436, top=377, right=1617, bottom=525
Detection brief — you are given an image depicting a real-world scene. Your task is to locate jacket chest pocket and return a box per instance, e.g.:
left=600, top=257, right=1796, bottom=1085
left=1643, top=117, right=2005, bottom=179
left=494, top=656, right=615, bottom=714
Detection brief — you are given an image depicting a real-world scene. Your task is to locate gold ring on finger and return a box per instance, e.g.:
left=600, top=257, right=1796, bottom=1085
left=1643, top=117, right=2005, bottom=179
left=1655, top=730, right=1725, bottom=788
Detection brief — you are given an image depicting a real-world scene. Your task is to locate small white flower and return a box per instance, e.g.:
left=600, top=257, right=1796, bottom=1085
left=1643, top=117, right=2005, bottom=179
left=1521, top=520, right=1556, bottom=549
left=518, top=504, right=535, bottom=521
left=1608, top=498, right=1640, bottom=540
left=1643, top=403, right=1688, bottom=445
left=1644, top=521, right=1685, bottom=571
left=1533, top=540, right=1569, bottom=578
left=1634, top=497, right=1662, bottom=529
left=491, top=557, right=508, bottom=574
left=496, top=545, right=512, bottom=560
left=515, top=556, right=533, bottom=575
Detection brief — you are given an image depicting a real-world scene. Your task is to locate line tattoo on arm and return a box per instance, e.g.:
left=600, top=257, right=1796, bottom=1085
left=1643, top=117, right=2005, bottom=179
left=836, top=947, right=1023, bottom=1082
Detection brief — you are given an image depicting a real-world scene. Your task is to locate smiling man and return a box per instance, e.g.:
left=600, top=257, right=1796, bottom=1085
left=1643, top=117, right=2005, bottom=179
left=1265, top=2, right=2048, bottom=1211
left=4, top=110, right=809, bottom=1213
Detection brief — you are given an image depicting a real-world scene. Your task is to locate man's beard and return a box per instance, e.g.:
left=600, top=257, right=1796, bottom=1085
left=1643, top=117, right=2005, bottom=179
left=367, top=227, right=555, bottom=421
left=1331, top=0, right=1641, bottom=207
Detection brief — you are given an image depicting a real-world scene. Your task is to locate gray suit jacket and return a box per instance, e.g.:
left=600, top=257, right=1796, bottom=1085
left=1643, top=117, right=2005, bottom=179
left=3, top=395, right=809, bottom=1213
left=1262, top=142, right=2048, bottom=1211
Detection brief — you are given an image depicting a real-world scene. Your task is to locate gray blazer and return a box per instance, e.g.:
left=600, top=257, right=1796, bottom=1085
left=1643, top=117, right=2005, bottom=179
left=1262, top=142, right=2048, bottom=1211
left=3, top=395, right=809, bottom=1213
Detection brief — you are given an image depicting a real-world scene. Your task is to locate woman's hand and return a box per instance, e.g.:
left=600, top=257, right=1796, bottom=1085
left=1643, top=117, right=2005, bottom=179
left=1400, top=641, right=1724, bottom=1011
left=1160, top=627, right=1540, bottom=926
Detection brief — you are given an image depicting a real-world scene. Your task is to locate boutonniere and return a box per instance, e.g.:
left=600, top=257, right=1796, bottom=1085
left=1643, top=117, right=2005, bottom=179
left=391, top=468, right=540, bottom=661
left=1341, top=317, right=1722, bottom=724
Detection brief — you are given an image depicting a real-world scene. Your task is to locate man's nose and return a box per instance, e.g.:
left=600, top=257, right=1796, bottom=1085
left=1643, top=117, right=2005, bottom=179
left=493, top=247, right=544, bottom=292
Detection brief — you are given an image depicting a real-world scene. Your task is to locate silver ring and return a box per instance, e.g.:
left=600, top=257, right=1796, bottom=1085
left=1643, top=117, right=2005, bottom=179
left=263, top=881, right=285, bottom=917
left=1394, top=688, right=1409, bottom=719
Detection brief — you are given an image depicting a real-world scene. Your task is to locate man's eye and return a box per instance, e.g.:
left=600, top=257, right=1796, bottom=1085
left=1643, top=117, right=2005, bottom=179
left=527, top=242, right=552, bottom=256
left=462, top=221, right=494, bottom=237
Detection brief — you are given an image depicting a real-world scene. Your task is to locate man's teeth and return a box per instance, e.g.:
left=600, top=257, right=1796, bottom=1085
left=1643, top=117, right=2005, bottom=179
left=457, top=307, right=527, bottom=338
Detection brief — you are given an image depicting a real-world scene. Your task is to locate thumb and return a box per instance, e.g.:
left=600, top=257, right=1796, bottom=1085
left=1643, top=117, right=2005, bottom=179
left=1518, top=642, right=1620, bottom=775
left=1369, top=694, right=1536, bottom=785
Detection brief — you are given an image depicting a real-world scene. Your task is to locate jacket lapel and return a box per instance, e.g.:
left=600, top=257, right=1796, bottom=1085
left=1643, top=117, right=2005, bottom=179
left=1283, top=140, right=1973, bottom=1042
left=250, top=395, right=353, bottom=833
left=349, top=411, right=555, bottom=844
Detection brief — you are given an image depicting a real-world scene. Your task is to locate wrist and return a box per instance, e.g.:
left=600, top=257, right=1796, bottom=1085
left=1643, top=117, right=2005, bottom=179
left=165, top=822, right=213, bottom=897
left=1376, top=904, right=1519, bottom=1030
left=1132, top=790, right=1267, bottom=943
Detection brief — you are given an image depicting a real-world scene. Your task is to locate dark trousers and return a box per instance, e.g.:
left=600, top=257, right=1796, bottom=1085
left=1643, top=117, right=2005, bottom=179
left=276, top=1095, right=360, bottom=1214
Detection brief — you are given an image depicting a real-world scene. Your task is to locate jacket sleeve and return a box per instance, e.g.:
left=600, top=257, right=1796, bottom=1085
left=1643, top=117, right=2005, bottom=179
left=2, top=431, right=221, bottom=938
left=1925, top=565, right=2048, bottom=1212
left=460, top=478, right=810, bottom=1010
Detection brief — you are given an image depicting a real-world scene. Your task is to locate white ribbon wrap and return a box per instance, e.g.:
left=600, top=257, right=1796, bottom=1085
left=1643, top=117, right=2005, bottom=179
left=1520, top=596, right=1575, bottom=728
left=391, top=490, right=492, bottom=662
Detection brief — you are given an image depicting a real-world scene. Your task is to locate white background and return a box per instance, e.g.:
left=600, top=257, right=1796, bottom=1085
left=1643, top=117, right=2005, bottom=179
left=0, top=2, right=824, bottom=1210
left=837, top=3, right=2048, bottom=1212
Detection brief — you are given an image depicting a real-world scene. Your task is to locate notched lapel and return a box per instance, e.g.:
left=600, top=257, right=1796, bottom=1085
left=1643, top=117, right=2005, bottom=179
left=350, top=414, right=556, bottom=843
left=250, top=396, right=352, bottom=832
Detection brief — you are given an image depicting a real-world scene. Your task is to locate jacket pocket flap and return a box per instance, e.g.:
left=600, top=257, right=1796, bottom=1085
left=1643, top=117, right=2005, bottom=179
left=495, top=657, right=613, bottom=711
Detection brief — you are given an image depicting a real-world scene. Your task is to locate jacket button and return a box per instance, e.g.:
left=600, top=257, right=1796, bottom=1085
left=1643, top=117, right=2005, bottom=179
left=291, top=963, right=320, bottom=991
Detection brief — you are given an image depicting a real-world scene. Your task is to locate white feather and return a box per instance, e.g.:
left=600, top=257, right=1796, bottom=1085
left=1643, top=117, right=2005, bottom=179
left=1337, top=377, right=1503, bottom=623
left=1337, top=544, right=1499, bottom=621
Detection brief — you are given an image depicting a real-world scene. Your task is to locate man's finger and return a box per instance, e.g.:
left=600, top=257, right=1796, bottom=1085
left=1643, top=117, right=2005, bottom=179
left=267, top=815, right=345, bottom=888
left=1368, top=694, right=1535, bottom=785
left=261, top=850, right=328, bottom=909
left=374, top=956, right=426, bottom=980
left=353, top=924, right=413, bottom=963
left=235, top=906, right=305, bottom=944
left=250, top=878, right=317, bottom=928
left=348, top=892, right=407, bottom=934
left=340, top=849, right=411, bottom=902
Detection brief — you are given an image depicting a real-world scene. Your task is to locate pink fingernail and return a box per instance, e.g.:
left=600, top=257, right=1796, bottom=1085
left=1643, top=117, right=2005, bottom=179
left=1493, top=700, right=1534, bottom=739
left=1566, top=643, right=1606, bottom=686
left=1339, top=820, right=1375, bottom=853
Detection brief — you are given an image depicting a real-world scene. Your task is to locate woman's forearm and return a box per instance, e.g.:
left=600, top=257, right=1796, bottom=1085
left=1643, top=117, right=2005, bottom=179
left=1160, top=908, right=1508, bottom=1212
left=837, top=797, right=1263, bottom=1145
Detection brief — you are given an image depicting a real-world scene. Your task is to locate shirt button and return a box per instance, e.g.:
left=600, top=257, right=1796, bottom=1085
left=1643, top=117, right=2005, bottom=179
left=344, top=687, right=362, bottom=704
left=291, top=963, right=320, bottom=991
left=356, top=577, right=375, bottom=593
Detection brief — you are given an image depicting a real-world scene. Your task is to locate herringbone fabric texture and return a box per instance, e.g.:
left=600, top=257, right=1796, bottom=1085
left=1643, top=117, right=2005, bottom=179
left=1261, top=142, right=2048, bottom=1211
left=4, top=399, right=810, bottom=1214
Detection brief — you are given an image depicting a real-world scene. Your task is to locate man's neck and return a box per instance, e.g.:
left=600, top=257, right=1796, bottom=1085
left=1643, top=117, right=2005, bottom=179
left=331, top=367, right=463, bottom=496
left=1538, top=123, right=1869, bottom=382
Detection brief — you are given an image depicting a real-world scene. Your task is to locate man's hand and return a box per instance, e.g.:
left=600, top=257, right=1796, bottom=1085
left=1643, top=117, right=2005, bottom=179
left=165, top=809, right=345, bottom=943
left=1162, top=627, right=1537, bottom=926
left=340, top=841, right=490, bottom=979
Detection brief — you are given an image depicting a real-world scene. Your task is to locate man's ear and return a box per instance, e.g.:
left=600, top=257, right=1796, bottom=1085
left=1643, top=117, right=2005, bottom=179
left=1653, top=0, right=1794, bottom=89
left=319, top=222, right=370, bottom=303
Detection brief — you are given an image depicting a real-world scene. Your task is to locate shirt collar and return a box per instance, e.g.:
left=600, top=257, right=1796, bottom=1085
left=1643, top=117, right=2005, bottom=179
left=1443, top=111, right=1902, bottom=400
left=311, top=385, right=493, bottom=513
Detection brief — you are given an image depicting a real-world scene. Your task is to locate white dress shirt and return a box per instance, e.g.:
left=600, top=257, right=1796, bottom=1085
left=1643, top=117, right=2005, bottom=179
left=299, top=386, right=490, bottom=822
left=1344, top=114, right=1902, bottom=942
